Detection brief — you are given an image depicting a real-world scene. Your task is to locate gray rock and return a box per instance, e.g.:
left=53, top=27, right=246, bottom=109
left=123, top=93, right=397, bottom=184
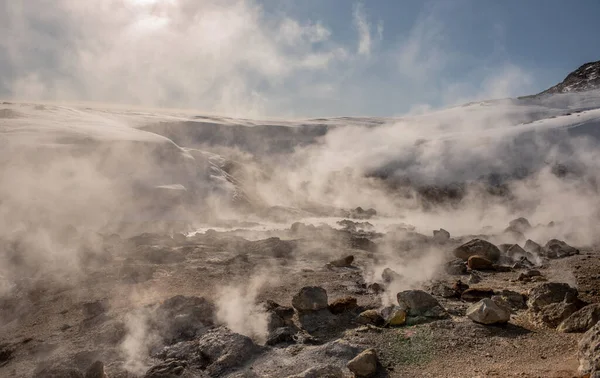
left=292, top=286, right=328, bottom=312
left=367, top=283, right=384, bottom=294
left=397, top=290, right=447, bottom=319
left=461, top=288, right=495, bottom=302
left=433, top=228, right=450, bottom=241
left=445, top=259, right=467, bottom=275
left=83, top=300, right=109, bottom=319
left=512, top=257, right=536, bottom=270
left=264, top=300, right=295, bottom=331
left=491, top=290, right=527, bottom=311
left=357, top=310, right=384, bottom=326
left=453, top=239, right=501, bottom=262
left=84, top=361, right=106, bottom=378
left=558, top=304, right=600, bottom=333
left=524, top=239, right=543, bottom=255
left=534, top=301, right=579, bottom=328
left=381, top=267, right=402, bottom=283
left=328, top=255, right=354, bottom=268
left=518, top=270, right=543, bottom=282
left=431, top=282, right=457, bottom=298
left=506, top=244, right=527, bottom=259
left=468, top=272, right=482, bottom=284
left=579, top=322, right=600, bottom=376
left=154, top=296, right=216, bottom=344
left=328, top=297, right=358, bottom=314
left=508, top=217, right=532, bottom=233
left=527, top=282, right=578, bottom=311
left=266, top=326, right=297, bottom=346
left=144, top=359, right=195, bottom=378
left=544, top=239, right=579, bottom=258
left=155, top=327, right=262, bottom=377
left=467, top=298, right=511, bottom=325
left=347, top=349, right=378, bottom=377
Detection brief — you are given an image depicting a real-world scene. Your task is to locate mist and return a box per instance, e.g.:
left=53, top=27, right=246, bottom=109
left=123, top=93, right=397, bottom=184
left=2, top=1, right=600, bottom=377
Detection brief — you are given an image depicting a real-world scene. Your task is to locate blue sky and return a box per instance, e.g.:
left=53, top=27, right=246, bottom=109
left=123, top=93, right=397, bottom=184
left=1, top=0, right=599, bottom=117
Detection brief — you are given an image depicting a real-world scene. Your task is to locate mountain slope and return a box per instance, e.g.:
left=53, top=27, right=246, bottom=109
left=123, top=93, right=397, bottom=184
left=538, top=60, right=600, bottom=95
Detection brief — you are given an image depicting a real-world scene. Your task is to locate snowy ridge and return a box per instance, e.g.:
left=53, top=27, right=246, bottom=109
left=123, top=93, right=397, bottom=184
left=537, top=60, right=600, bottom=95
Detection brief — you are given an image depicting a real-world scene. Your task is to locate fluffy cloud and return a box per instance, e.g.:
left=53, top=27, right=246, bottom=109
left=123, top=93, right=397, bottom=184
left=0, top=0, right=535, bottom=117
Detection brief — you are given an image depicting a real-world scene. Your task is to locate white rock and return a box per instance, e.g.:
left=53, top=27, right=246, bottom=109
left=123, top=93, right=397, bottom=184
left=467, top=298, right=510, bottom=325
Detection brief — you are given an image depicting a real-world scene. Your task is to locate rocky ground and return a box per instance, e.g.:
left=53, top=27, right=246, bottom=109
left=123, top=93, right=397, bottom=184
left=0, top=216, right=599, bottom=378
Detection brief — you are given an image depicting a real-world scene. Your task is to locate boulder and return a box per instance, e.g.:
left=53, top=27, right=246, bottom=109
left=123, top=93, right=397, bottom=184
left=292, top=287, right=328, bottom=312
left=328, top=297, right=358, bottom=314
left=524, top=239, right=543, bottom=255
left=558, top=304, right=600, bottom=333
left=461, top=288, right=495, bottom=302
left=381, top=268, right=402, bottom=283
left=579, top=322, right=600, bottom=376
left=527, top=283, right=578, bottom=311
left=347, top=349, right=378, bottom=377
left=431, top=282, right=457, bottom=298
left=381, top=306, right=407, bottom=326
left=508, top=217, right=532, bottom=233
left=266, top=327, right=297, bottom=346
left=433, top=228, right=450, bottom=241
left=264, top=300, right=295, bottom=330
left=498, top=244, right=513, bottom=254
left=468, top=272, right=482, bottom=284
left=144, top=359, right=190, bottom=378
left=357, top=310, right=384, bottom=326
left=328, top=255, right=354, bottom=268
left=84, top=361, right=107, bottom=378
left=155, top=327, right=263, bottom=377
left=367, top=283, right=384, bottom=294
left=453, top=239, right=501, bottom=262
left=397, top=290, right=447, bottom=319
left=518, top=269, right=542, bottom=282
left=467, top=298, right=511, bottom=325
left=154, top=296, right=216, bottom=344
left=445, top=259, right=467, bottom=275
left=534, top=301, right=579, bottom=328
left=82, top=300, right=109, bottom=319
left=453, top=280, right=470, bottom=296
left=467, top=255, right=494, bottom=270
left=544, top=239, right=579, bottom=258
left=491, top=290, right=527, bottom=311
left=512, top=257, right=536, bottom=270
left=506, top=244, right=528, bottom=259
left=0, top=344, right=14, bottom=367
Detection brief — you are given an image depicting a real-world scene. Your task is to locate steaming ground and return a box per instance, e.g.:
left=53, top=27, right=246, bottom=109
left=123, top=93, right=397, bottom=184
left=1, top=87, right=600, bottom=377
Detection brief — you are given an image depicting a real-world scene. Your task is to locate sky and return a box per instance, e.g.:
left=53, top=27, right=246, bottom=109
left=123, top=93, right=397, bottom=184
left=1, top=0, right=599, bottom=118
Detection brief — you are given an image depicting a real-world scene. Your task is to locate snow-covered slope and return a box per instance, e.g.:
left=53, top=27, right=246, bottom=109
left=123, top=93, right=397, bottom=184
left=2, top=72, right=600, bottom=229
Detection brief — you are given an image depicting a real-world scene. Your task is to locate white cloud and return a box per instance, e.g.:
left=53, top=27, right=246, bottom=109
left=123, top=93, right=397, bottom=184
left=353, top=3, right=377, bottom=57
left=0, top=0, right=350, bottom=117
left=0, top=0, right=537, bottom=117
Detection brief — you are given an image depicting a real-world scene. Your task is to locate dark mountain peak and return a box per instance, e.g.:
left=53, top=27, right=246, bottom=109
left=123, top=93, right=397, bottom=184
left=538, top=60, right=600, bottom=95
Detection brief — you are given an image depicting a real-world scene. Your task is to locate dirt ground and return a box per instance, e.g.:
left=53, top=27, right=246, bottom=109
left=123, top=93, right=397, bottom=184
left=0, top=225, right=598, bottom=378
